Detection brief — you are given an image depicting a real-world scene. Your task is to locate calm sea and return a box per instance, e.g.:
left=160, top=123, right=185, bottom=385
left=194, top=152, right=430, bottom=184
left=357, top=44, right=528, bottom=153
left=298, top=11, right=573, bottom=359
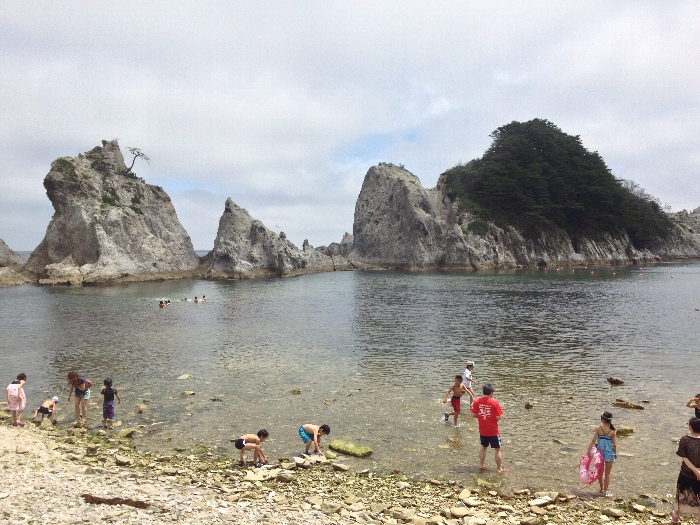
left=1, top=261, right=699, bottom=496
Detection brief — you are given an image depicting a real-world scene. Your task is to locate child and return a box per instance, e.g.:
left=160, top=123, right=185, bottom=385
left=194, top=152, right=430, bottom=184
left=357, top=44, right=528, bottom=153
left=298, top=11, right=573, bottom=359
left=443, top=375, right=469, bottom=425
left=462, top=361, right=479, bottom=407
left=686, top=394, right=700, bottom=419
left=234, top=429, right=269, bottom=467
left=66, top=371, right=91, bottom=425
left=671, top=417, right=700, bottom=523
left=587, top=411, right=617, bottom=496
left=96, top=378, right=121, bottom=429
left=6, top=373, right=27, bottom=427
left=32, top=396, right=59, bottom=423
left=299, top=423, right=330, bottom=455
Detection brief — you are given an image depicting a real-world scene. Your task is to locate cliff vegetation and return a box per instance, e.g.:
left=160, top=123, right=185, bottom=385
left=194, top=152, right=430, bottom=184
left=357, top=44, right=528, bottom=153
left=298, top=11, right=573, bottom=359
left=442, top=119, right=674, bottom=249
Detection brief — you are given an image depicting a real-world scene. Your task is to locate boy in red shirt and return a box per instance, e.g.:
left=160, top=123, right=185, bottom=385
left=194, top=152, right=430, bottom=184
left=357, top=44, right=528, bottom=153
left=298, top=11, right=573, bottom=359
left=470, top=383, right=508, bottom=472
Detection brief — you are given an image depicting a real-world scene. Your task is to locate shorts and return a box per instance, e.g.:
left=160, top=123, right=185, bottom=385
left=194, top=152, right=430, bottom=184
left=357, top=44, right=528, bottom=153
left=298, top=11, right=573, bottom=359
left=38, top=406, right=53, bottom=415
left=75, top=388, right=91, bottom=400
left=480, top=434, right=502, bottom=449
left=102, top=401, right=115, bottom=420
left=234, top=438, right=246, bottom=450
left=450, top=396, right=461, bottom=413
left=299, top=426, right=311, bottom=444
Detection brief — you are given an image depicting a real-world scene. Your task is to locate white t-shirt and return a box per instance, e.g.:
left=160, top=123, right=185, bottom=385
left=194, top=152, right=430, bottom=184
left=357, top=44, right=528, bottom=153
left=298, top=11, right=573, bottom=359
left=462, top=368, right=473, bottom=388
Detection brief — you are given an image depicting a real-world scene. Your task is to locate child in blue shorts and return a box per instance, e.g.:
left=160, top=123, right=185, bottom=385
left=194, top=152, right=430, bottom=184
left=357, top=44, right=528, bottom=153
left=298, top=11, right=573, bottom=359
left=299, top=423, right=330, bottom=455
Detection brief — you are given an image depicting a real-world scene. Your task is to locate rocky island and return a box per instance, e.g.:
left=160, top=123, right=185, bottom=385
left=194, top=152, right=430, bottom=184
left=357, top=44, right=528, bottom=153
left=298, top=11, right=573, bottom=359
left=5, top=121, right=700, bottom=287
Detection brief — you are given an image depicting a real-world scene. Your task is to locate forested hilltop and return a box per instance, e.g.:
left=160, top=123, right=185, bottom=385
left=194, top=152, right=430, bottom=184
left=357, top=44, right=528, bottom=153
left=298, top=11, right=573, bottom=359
left=442, top=119, right=674, bottom=250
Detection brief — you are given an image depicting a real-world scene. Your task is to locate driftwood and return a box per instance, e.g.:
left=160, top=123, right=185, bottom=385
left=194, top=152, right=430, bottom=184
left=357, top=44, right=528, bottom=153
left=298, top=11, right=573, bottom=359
left=81, top=494, right=149, bottom=509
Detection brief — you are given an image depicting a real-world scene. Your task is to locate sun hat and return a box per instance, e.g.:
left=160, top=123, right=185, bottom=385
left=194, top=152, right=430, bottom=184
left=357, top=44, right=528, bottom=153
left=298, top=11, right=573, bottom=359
left=52, top=396, right=60, bottom=403
left=466, top=361, right=474, bottom=367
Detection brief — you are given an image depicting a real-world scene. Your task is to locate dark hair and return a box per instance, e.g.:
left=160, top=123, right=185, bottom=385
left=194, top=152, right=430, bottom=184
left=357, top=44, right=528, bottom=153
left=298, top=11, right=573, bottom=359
left=16, top=373, right=27, bottom=381
left=482, top=383, right=495, bottom=395
left=601, top=411, right=616, bottom=431
left=104, top=378, right=113, bottom=388
left=320, top=424, right=330, bottom=434
left=455, top=375, right=463, bottom=382
left=257, top=429, right=269, bottom=438
left=696, top=394, right=700, bottom=399
left=690, top=418, right=700, bottom=433
left=67, top=371, right=80, bottom=384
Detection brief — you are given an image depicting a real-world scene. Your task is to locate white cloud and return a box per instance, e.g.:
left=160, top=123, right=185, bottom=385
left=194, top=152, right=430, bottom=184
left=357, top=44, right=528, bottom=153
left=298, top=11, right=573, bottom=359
left=1, top=1, right=700, bottom=249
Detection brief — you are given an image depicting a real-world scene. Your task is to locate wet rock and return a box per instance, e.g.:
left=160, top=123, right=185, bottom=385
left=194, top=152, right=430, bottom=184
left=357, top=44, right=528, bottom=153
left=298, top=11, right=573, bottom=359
left=607, top=376, right=625, bottom=385
left=616, top=425, right=634, bottom=436
left=328, top=439, right=373, bottom=457
left=612, top=398, right=644, bottom=409
left=331, top=463, right=351, bottom=472
left=181, top=391, right=195, bottom=396
left=324, top=450, right=336, bottom=459
left=177, top=374, right=192, bottom=380
left=118, top=428, right=136, bottom=439
left=524, top=402, right=533, bottom=409
left=135, top=404, right=147, bottom=414
left=290, top=388, right=302, bottom=395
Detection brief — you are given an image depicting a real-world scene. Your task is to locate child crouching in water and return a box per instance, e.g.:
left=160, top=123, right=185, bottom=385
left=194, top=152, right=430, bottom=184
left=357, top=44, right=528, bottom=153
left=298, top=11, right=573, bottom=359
left=234, top=429, right=269, bottom=467
left=32, top=396, right=60, bottom=423
left=299, top=424, right=330, bottom=455
left=587, top=411, right=617, bottom=496
left=96, top=378, right=121, bottom=429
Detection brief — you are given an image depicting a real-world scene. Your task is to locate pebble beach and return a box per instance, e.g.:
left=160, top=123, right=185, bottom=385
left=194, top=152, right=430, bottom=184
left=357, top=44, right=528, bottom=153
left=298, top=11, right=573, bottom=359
left=0, top=410, right=679, bottom=525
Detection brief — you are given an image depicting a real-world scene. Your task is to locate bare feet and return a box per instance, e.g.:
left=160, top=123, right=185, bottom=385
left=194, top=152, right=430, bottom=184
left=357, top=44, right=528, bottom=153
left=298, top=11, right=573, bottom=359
left=498, top=467, right=510, bottom=472
left=478, top=466, right=486, bottom=471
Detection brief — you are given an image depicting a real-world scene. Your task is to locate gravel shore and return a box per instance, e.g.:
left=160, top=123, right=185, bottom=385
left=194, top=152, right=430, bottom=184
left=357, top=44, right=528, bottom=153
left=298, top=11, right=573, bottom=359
left=0, top=416, right=675, bottom=525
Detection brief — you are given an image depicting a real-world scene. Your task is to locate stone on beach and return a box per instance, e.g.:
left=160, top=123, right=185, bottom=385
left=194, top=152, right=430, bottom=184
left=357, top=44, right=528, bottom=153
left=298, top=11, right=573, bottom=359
left=607, top=376, right=625, bottom=385
left=328, top=438, right=373, bottom=457
left=613, top=398, right=644, bottom=409
left=616, top=425, right=635, bottom=436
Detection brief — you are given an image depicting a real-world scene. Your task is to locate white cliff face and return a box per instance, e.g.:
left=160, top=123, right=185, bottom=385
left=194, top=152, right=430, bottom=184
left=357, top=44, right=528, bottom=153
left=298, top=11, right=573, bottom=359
left=349, top=163, right=700, bottom=269
left=207, top=198, right=351, bottom=278
left=22, top=140, right=201, bottom=285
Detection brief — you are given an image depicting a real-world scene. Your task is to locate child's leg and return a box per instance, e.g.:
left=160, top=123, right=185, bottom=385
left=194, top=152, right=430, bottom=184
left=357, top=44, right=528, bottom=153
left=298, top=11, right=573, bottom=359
left=80, top=399, right=87, bottom=418
left=11, top=410, right=17, bottom=424
left=16, top=409, right=23, bottom=423
left=74, top=398, right=81, bottom=419
left=495, top=447, right=503, bottom=471
left=602, top=461, right=613, bottom=493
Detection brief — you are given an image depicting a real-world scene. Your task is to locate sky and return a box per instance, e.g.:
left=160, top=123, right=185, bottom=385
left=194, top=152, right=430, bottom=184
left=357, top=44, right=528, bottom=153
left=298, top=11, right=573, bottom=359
left=2, top=2, right=700, bottom=251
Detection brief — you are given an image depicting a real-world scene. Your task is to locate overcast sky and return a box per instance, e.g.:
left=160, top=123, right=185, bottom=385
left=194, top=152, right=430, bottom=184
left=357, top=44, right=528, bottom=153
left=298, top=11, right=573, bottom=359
left=2, top=2, right=699, bottom=251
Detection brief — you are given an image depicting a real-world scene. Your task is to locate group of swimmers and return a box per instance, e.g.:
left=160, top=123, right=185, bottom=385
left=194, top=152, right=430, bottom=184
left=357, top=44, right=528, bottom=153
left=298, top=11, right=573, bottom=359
left=159, top=295, right=206, bottom=307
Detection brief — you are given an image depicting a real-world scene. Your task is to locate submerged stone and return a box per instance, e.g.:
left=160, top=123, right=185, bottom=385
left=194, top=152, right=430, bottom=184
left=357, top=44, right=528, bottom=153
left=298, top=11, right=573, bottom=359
left=328, top=439, right=373, bottom=458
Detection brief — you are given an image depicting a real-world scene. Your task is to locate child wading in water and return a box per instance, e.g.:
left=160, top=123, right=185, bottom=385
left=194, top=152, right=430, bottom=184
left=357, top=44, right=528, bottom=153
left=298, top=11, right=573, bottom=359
left=587, top=411, right=617, bottom=496
left=66, top=371, right=91, bottom=426
left=6, top=373, right=27, bottom=426
left=234, top=429, right=269, bottom=467
left=443, top=375, right=469, bottom=425
left=96, top=378, right=121, bottom=429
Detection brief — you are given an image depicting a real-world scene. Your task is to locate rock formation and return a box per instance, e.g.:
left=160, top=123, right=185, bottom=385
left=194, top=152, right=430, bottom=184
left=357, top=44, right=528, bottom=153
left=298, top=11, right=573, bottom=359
left=206, top=198, right=352, bottom=279
left=348, top=163, right=700, bottom=269
left=23, top=140, right=201, bottom=285
left=0, top=238, right=30, bottom=286
left=0, top=239, right=24, bottom=269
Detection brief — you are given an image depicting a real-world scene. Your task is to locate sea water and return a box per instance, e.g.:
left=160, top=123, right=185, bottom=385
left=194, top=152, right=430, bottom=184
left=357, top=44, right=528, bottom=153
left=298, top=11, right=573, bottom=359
left=1, top=261, right=698, bottom=496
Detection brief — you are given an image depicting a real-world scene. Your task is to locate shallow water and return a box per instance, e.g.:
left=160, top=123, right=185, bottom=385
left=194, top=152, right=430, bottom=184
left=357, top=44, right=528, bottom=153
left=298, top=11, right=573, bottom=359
left=1, top=262, right=699, bottom=496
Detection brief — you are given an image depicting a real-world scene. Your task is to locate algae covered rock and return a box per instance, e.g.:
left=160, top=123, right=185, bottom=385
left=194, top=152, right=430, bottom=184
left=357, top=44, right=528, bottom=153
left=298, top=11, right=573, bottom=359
left=328, top=439, right=373, bottom=457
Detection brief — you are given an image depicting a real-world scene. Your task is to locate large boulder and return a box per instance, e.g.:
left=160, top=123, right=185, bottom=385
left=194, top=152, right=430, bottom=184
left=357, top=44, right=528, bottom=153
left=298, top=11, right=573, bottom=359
left=22, top=140, right=201, bottom=284
left=0, top=239, right=24, bottom=269
left=328, top=439, right=373, bottom=458
left=206, top=198, right=352, bottom=279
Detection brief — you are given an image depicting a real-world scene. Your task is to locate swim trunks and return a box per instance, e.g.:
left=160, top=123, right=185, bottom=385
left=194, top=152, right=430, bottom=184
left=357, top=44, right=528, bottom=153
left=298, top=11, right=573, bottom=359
left=234, top=438, right=246, bottom=450
left=102, top=401, right=115, bottom=420
left=450, top=396, right=461, bottom=413
left=479, top=434, right=501, bottom=449
left=298, top=426, right=312, bottom=444
left=38, top=406, right=53, bottom=415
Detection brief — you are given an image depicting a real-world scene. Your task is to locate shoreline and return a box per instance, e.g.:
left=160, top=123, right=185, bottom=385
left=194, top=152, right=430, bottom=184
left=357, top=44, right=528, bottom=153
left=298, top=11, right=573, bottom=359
left=1, top=417, right=673, bottom=524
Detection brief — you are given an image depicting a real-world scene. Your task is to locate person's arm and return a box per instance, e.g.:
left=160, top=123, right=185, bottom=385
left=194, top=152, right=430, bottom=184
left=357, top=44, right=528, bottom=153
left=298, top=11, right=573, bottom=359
left=682, top=457, right=700, bottom=481
left=612, top=430, right=617, bottom=459
left=67, top=382, right=73, bottom=402
left=687, top=397, right=699, bottom=408
left=116, top=392, right=121, bottom=405
left=17, top=380, right=25, bottom=397
left=587, top=427, right=599, bottom=454
left=443, top=386, right=454, bottom=403
left=313, top=430, right=324, bottom=454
